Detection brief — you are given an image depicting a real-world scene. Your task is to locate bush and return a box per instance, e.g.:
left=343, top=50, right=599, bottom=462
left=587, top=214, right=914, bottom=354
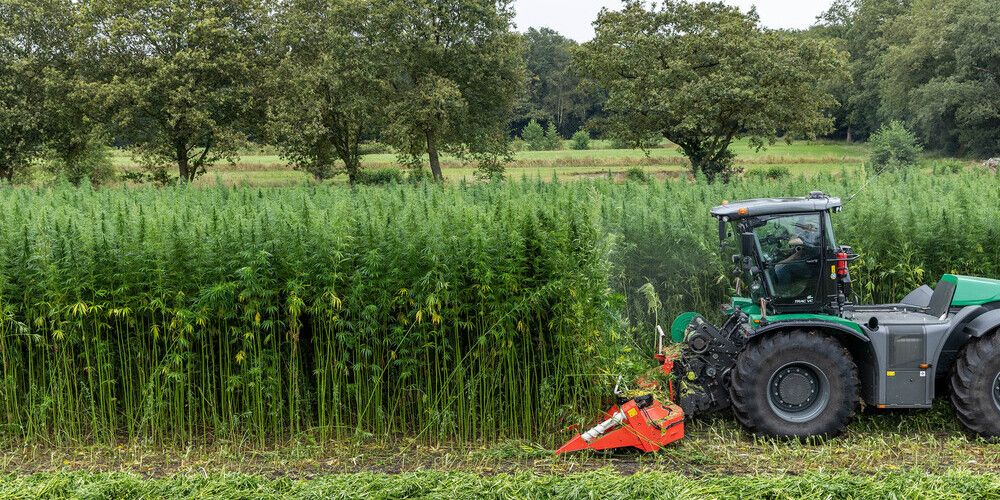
left=869, top=121, right=923, bottom=171
left=624, top=167, right=652, bottom=182
left=746, top=166, right=790, bottom=180
left=43, top=130, right=116, bottom=186
left=354, top=168, right=404, bottom=185
left=521, top=119, right=547, bottom=151
left=544, top=122, right=562, bottom=150
left=571, top=130, right=591, bottom=150
left=610, top=133, right=662, bottom=150
left=930, top=160, right=965, bottom=175
left=359, top=141, right=393, bottom=155
left=407, top=167, right=432, bottom=183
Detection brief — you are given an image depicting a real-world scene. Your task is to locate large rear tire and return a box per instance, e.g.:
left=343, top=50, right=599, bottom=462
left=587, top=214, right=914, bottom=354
left=950, top=331, right=1000, bottom=438
left=730, top=330, right=859, bottom=439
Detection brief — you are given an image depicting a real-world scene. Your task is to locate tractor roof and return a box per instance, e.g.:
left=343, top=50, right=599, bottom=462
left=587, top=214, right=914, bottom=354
left=711, top=191, right=842, bottom=220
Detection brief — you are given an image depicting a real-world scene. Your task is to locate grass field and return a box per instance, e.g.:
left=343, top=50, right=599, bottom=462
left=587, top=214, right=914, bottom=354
left=111, top=139, right=873, bottom=186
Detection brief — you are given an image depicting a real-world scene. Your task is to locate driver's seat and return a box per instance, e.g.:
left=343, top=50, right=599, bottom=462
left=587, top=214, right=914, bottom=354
left=925, top=279, right=957, bottom=319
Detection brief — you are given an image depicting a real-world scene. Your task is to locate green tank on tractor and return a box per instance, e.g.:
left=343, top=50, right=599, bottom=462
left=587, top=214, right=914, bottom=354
left=673, top=191, right=1000, bottom=438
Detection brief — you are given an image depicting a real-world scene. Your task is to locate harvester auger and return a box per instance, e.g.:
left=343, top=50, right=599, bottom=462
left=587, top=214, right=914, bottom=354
left=558, top=191, right=1000, bottom=454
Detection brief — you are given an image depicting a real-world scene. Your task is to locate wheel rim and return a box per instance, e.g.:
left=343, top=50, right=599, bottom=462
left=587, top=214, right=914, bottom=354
left=993, top=371, right=1000, bottom=413
left=767, top=361, right=831, bottom=423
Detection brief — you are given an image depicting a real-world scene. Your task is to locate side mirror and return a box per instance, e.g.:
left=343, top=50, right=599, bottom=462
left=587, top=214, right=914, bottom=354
left=740, top=232, right=756, bottom=257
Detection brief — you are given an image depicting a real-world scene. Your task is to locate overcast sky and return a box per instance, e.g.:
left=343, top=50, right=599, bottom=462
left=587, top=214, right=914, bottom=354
left=512, top=0, right=835, bottom=42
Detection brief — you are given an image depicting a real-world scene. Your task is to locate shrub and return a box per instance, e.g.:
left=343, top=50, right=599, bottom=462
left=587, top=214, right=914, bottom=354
left=571, top=129, right=591, bottom=150
left=354, top=168, right=404, bottom=185
left=407, top=167, right=432, bottom=183
left=931, top=160, right=965, bottom=175
left=746, top=166, right=790, bottom=180
left=544, top=122, right=562, bottom=150
left=521, top=119, right=547, bottom=151
left=359, top=141, right=393, bottom=155
left=869, top=121, right=923, bottom=171
left=624, top=167, right=652, bottom=182
left=43, top=130, right=116, bottom=186
left=610, top=133, right=662, bottom=150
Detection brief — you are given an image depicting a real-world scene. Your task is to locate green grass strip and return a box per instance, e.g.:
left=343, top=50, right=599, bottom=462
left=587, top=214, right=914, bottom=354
left=1, top=469, right=998, bottom=499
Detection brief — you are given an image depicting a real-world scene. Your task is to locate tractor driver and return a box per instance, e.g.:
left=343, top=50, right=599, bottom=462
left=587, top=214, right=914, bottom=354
left=772, top=221, right=821, bottom=297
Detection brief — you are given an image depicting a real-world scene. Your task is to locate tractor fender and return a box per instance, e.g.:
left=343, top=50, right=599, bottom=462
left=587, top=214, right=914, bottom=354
left=962, top=306, right=1000, bottom=338
left=751, top=320, right=870, bottom=343
left=750, top=319, right=877, bottom=406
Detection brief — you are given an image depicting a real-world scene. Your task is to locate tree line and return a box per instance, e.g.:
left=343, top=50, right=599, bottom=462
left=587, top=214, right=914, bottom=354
left=809, top=0, right=999, bottom=156
left=1, top=0, right=997, bottom=185
left=1, top=0, right=525, bottom=184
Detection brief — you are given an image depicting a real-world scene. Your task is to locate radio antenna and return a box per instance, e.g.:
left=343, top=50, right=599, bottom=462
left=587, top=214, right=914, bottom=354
left=845, top=163, right=888, bottom=204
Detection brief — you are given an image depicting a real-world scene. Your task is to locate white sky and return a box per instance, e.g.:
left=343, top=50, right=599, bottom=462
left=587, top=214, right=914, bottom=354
left=512, top=0, right=836, bottom=42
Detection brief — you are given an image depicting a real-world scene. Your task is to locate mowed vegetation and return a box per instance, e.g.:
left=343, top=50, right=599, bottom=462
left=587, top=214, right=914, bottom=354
left=2, top=468, right=999, bottom=499
left=0, top=171, right=997, bottom=450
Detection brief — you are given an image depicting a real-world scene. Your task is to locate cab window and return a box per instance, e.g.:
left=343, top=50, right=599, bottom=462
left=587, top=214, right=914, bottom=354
left=754, top=214, right=824, bottom=302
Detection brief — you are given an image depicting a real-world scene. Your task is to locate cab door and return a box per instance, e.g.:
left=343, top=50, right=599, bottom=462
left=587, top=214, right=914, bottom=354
left=752, top=213, right=828, bottom=311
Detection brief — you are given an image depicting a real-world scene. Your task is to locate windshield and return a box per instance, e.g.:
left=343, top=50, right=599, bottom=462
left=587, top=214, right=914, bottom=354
left=753, top=213, right=827, bottom=302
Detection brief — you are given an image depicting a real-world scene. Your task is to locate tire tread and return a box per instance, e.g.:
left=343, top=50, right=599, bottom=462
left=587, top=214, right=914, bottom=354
left=729, top=330, right=859, bottom=439
left=950, top=330, right=1000, bottom=438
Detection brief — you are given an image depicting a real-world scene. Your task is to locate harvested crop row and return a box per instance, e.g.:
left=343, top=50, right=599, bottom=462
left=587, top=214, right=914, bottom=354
left=2, top=469, right=998, bottom=499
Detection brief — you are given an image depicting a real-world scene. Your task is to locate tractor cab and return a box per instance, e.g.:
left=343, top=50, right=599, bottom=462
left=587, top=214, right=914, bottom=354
left=712, top=191, right=852, bottom=316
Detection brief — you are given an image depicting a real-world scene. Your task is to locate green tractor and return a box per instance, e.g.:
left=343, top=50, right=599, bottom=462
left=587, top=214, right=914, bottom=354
left=675, top=191, right=1000, bottom=438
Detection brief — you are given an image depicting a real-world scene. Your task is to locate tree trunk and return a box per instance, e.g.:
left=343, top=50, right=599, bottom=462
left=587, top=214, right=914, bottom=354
left=344, top=156, right=361, bottom=184
left=846, top=127, right=853, bottom=144
left=176, top=140, right=190, bottom=182
left=425, top=129, right=443, bottom=181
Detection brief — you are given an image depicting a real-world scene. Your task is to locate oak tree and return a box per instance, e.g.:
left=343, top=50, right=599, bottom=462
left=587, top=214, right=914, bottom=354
left=578, top=1, right=846, bottom=180
left=268, top=0, right=388, bottom=183
left=375, top=0, right=526, bottom=181
left=87, top=0, right=269, bottom=182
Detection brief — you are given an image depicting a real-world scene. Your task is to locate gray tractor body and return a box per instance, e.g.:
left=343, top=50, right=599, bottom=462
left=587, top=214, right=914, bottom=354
left=677, top=192, right=1000, bottom=429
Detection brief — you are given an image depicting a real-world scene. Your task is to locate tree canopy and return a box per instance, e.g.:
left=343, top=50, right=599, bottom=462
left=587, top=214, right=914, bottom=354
left=878, top=0, right=1000, bottom=156
left=811, top=0, right=910, bottom=142
left=376, top=0, right=526, bottom=181
left=268, top=0, right=388, bottom=183
left=518, top=28, right=603, bottom=138
left=578, top=0, right=847, bottom=180
left=5, top=0, right=999, bottom=185
left=1, top=0, right=104, bottom=183
left=87, top=0, right=269, bottom=182
left=0, top=1, right=46, bottom=181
